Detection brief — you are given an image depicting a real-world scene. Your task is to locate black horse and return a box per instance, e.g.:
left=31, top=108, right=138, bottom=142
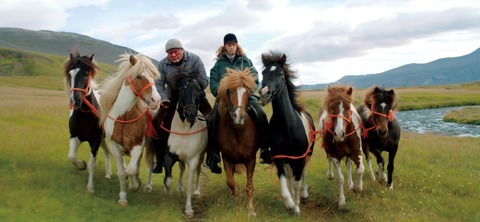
left=259, top=51, right=315, bottom=215
left=357, top=86, right=401, bottom=189
left=63, top=49, right=111, bottom=193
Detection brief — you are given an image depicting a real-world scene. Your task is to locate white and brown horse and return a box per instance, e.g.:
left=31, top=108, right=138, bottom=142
left=99, top=53, right=161, bottom=206
left=318, top=85, right=364, bottom=209
left=63, top=49, right=112, bottom=193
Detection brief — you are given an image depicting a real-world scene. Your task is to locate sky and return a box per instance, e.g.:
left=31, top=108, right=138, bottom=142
left=1, top=0, right=480, bottom=84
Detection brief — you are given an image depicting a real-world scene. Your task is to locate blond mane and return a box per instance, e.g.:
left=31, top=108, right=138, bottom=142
left=99, top=53, right=160, bottom=125
left=323, top=84, right=354, bottom=109
left=217, top=68, right=256, bottom=102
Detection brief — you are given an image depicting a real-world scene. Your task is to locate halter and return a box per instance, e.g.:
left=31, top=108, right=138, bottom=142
left=225, top=88, right=249, bottom=121
left=362, top=102, right=397, bottom=138
left=321, top=110, right=360, bottom=138
left=127, top=75, right=155, bottom=103
left=261, top=74, right=285, bottom=104
left=68, top=72, right=100, bottom=117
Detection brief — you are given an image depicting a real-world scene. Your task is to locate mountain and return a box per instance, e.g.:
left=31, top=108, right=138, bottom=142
left=299, top=48, right=480, bottom=90
left=0, top=27, right=151, bottom=65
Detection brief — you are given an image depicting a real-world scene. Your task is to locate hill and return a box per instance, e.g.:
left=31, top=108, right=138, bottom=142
left=0, top=27, right=152, bottom=65
left=299, top=48, right=480, bottom=90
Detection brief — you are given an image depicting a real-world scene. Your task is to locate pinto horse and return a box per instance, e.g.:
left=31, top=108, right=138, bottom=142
left=99, top=53, right=161, bottom=206
left=216, top=68, right=260, bottom=216
left=259, top=51, right=315, bottom=215
left=63, top=49, right=112, bottom=193
left=318, top=85, right=364, bottom=209
left=149, top=72, right=208, bottom=218
left=357, top=86, right=401, bottom=190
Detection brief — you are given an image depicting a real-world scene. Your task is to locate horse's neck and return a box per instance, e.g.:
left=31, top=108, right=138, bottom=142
left=271, top=88, right=299, bottom=120
left=110, top=85, right=142, bottom=116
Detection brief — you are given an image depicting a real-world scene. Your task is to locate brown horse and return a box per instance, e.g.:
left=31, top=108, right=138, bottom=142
left=318, top=85, right=364, bottom=209
left=357, top=86, right=401, bottom=190
left=216, top=68, right=260, bottom=216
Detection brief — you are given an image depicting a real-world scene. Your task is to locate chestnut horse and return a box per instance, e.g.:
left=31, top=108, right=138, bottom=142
left=259, top=51, right=315, bottom=215
left=318, top=85, right=364, bottom=209
left=216, top=68, right=260, bottom=216
left=63, top=49, right=112, bottom=193
left=99, top=53, right=161, bottom=206
left=357, top=86, right=401, bottom=190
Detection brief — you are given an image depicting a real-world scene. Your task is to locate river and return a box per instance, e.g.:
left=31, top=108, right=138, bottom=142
left=395, top=106, right=480, bottom=138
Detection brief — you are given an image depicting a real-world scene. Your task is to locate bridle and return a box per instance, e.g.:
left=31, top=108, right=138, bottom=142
left=69, top=71, right=100, bottom=117
left=362, top=102, right=397, bottom=138
left=127, top=74, right=154, bottom=103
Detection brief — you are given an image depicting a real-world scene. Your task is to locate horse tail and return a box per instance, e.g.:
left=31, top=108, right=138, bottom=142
left=234, top=164, right=246, bottom=175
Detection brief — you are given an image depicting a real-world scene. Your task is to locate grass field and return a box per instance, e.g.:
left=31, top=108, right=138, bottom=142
left=1, top=80, right=479, bottom=221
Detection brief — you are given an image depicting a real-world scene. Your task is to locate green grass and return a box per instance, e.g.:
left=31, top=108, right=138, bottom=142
left=444, top=106, right=480, bottom=125
left=1, top=80, right=480, bottom=221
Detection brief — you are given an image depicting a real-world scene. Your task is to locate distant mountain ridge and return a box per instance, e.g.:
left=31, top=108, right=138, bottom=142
left=300, top=48, right=480, bottom=90
left=0, top=27, right=150, bottom=65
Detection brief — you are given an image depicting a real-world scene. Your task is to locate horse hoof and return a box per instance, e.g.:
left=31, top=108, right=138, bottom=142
left=75, top=161, right=87, bottom=170
left=338, top=203, right=346, bottom=210
left=143, top=185, right=152, bottom=192
left=185, top=210, right=194, bottom=219
left=301, top=197, right=308, bottom=204
left=249, top=211, right=257, bottom=217
left=87, top=186, right=95, bottom=194
left=118, top=200, right=128, bottom=206
left=105, top=174, right=112, bottom=179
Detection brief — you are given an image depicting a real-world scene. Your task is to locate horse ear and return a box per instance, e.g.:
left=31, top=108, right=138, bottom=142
left=387, top=89, right=395, bottom=95
left=261, top=53, right=267, bottom=64
left=129, top=55, right=137, bottom=65
left=373, top=86, right=381, bottom=93
left=280, top=53, right=287, bottom=65
left=88, top=54, right=95, bottom=61
left=70, top=53, right=75, bottom=60
left=347, top=86, right=353, bottom=95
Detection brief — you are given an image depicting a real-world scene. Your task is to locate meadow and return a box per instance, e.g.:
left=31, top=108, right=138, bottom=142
left=1, top=77, right=479, bottom=221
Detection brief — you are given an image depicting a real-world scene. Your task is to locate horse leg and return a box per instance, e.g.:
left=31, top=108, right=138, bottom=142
left=363, top=142, right=375, bottom=180
left=353, top=154, right=365, bottom=193
left=346, top=158, right=353, bottom=191
left=224, top=161, right=237, bottom=196
left=386, top=148, right=398, bottom=190
left=277, top=163, right=296, bottom=215
left=85, top=140, right=101, bottom=193
left=332, top=158, right=346, bottom=209
left=327, top=154, right=335, bottom=180
left=109, top=142, right=128, bottom=206
left=373, top=149, right=388, bottom=185
left=246, top=160, right=256, bottom=217
left=300, top=161, right=309, bottom=204
left=126, top=145, right=143, bottom=192
left=193, top=155, right=204, bottom=196
left=184, top=159, right=198, bottom=219
left=177, top=161, right=186, bottom=195
left=68, top=137, right=86, bottom=170
left=143, top=140, right=155, bottom=192
left=163, top=153, right=177, bottom=194
left=100, top=138, right=112, bottom=179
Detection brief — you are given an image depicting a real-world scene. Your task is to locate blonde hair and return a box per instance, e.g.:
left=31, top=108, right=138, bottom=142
left=215, top=44, right=245, bottom=58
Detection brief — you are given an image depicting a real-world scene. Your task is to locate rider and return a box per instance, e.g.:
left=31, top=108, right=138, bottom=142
left=152, top=38, right=212, bottom=173
left=206, top=33, right=271, bottom=174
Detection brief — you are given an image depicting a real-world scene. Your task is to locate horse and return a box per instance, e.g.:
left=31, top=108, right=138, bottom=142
left=258, top=51, right=315, bottom=215
left=148, top=72, right=208, bottom=218
left=63, top=49, right=112, bottom=193
left=318, top=85, right=364, bottom=209
left=99, top=53, right=161, bottom=206
left=216, top=68, right=260, bottom=217
left=357, top=86, right=401, bottom=190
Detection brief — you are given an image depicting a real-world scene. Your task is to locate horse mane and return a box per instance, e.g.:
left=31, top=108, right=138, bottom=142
left=217, top=68, right=256, bottom=116
left=363, top=86, right=398, bottom=110
left=167, top=70, right=202, bottom=90
left=63, top=49, right=98, bottom=95
left=99, top=53, right=160, bottom=125
left=323, top=85, right=353, bottom=109
left=262, top=51, right=304, bottom=111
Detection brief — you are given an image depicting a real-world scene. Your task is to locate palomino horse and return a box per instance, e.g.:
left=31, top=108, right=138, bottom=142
left=357, top=86, right=401, bottom=190
left=318, top=85, right=364, bottom=209
left=149, top=72, right=208, bottom=218
left=99, top=53, right=161, bottom=206
left=216, top=68, right=260, bottom=217
left=259, top=51, right=315, bottom=215
left=63, top=49, right=112, bottom=193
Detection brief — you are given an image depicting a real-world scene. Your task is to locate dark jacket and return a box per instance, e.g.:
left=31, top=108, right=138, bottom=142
left=156, top=50, right=208, bottom=102
left=210, top=54, right=258, bottom=97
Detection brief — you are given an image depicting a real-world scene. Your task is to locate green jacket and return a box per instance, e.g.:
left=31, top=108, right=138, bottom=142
left=209, top=54, right=259, bottom=97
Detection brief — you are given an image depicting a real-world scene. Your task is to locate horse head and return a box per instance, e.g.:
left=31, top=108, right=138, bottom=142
left=324, top=85, right=354, bottom=142
left=169, top=72, right=202, bottom=124
left=364, top=86, right=398, bottom=138
left=64, top=50, right=97, bottom=109
left=259, top=51, right=288, bottom=106
left=124, top=54, right=161, bottom=111
left=218, top=68, right=256, bottom=126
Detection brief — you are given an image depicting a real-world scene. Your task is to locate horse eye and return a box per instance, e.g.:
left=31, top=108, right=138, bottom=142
left=136, top=75, right=142, bottom=80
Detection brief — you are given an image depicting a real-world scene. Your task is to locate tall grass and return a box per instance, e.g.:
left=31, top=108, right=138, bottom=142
left=1, top=83, right=479, bottom=221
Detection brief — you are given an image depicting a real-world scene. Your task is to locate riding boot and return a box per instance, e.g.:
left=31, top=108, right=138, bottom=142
left=152, top=104, right=175, bottom=174
left=249, top=96, right=272, bottom=164
left=206, top=103, right=222, bottom=174
left=198, top=92, right=213, bottom=117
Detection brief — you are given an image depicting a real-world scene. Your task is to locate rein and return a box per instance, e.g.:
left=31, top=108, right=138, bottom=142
left=362, top=102, right=397, bottom=138
left=159, top=121, right=207, bottom=135
left=318, top=110, right=361, bottom=138
left=271, top=114, right=315, bottom=160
